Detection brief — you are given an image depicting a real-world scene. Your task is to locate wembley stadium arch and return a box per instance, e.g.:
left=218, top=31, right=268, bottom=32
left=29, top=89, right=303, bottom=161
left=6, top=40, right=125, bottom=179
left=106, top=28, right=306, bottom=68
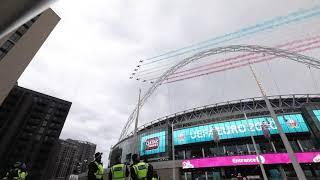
left=119, top=45, right=320, bottom=141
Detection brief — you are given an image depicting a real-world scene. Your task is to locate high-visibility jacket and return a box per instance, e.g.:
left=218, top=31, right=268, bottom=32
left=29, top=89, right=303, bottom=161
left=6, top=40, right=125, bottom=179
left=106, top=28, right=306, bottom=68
left=94, top=161, right=104, bottom=179
left=111, top=164, right=126, bottom=180
left=152, top=177, right=158, bottom=180
left=132, top=162, right=148, bottom=180
left=3, top=169, right=28, bottom=180
left=18, top=170, right=27, bottom=180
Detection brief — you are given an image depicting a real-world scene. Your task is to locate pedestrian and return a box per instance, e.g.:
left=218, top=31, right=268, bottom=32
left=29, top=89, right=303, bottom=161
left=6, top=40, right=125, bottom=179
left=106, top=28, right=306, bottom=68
left=88, top=152, right=104, bottom=180
left=130, top=154, right=152, bottom=180
left=2, top=161, right=28, bottom=180
left=109, top=157, right=129, bottom=180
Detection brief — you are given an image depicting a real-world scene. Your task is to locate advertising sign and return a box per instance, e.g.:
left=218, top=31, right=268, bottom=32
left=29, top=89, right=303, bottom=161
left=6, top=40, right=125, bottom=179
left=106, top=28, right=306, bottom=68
left=313, top=110, right=320, bottom=121
left=182, top=152, right=320, bottom=169
left=140, top=131, right=166, bottom=156
left=174, top=114, right=309, bottom=145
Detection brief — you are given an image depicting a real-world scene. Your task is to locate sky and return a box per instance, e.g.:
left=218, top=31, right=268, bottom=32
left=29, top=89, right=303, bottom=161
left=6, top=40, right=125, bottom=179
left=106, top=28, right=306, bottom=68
left=18, top=0, right=320, bottom=164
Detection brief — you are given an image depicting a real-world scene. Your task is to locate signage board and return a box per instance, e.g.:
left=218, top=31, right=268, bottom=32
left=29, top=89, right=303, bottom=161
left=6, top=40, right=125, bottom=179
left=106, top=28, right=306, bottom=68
left=140, top=131, right=166, bottom=156
left=174, top=114, right=309, bottom=145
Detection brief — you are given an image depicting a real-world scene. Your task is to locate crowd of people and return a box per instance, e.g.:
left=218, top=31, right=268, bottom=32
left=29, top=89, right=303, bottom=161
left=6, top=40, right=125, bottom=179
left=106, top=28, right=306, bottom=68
left=84, top=152, right=160, bottom=180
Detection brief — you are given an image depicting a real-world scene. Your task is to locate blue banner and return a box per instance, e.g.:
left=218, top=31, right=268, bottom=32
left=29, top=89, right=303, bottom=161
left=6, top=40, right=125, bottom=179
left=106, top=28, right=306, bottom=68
left=174, top=114, right=309, bottom=145
left=140, top=131, right=166, bottom=156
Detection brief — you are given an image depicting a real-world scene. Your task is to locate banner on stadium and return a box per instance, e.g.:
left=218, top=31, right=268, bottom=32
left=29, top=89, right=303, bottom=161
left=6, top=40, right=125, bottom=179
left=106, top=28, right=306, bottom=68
left=174, top=114, right=309, bottom=145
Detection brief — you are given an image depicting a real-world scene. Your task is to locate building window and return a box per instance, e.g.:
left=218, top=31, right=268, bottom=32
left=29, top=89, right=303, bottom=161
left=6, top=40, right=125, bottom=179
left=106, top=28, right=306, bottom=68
left=204, top=145, right=224, bottom=157
left=273, top=140, right=286, bottom=153
left=24, top=21, right=34, bottom=28
left=175, top=149, right=184, bottom=160
left=0, top=50, right=5, bottom=59
left=9, top=33, right=21, bottom=43
left=237, top=144, right=249, bottom=155
left=16, top=26, right=28, bottom=35
left=259, top=141, right=275, bottom=153
left=1, top=41, right=14, bottom=52
left=300, top=139, right=317, bottom=152
left=290, top=140, right=301, bottom=152
left=190, top=147, right=203, bottom=158
left=225, top=144, right=237, bottom=155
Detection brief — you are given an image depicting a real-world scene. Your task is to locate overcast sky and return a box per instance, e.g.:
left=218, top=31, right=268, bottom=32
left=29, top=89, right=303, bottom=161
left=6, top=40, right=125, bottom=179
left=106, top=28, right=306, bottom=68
left=18, top=0, right=320, bottom=163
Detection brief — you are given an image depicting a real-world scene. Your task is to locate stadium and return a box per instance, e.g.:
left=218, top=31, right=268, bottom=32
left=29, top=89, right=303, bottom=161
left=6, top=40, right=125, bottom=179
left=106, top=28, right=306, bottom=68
left=109, top=94, right=320, bottom=179
left=109, top=7, right=320, bottom=179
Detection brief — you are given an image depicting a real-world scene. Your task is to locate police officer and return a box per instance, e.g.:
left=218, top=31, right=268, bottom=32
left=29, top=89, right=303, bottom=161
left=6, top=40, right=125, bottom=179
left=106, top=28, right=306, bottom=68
left=88, top=152, right=104, bottom=180
left=130, top=154, right=152, bottom=180
left=109, top=158, right=129, bottom=180
left=2, top=161, right=28, bottom=180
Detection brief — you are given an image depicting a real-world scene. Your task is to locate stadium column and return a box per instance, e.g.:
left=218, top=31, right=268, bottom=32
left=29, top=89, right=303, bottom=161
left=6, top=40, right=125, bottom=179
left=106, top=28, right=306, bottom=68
left=249, top=64, right=307, bottom=180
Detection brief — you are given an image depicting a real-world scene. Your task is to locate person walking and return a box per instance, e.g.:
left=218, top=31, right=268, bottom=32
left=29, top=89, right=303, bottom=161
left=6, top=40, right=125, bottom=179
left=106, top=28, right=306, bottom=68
left=130, top=154, right=152, bottom=180
left=88, top=152, right=104, bottom=180
left=108, top=158, right=129, bottom=180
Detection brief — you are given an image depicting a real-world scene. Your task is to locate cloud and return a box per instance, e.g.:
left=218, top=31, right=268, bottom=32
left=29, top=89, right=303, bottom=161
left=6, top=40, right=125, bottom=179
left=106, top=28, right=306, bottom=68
left=18, top=0, right=320, bottom=164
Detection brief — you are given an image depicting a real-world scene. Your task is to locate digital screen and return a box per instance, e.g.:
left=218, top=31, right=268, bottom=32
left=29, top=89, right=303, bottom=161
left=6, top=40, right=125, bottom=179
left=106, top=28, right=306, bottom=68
left=313, top=110, right=320, bottom=121
left=182, top=152, right=320, bottom=169
left=140, top=131, right=166, bottom=156
left=174, top=113, right=309, bottom=145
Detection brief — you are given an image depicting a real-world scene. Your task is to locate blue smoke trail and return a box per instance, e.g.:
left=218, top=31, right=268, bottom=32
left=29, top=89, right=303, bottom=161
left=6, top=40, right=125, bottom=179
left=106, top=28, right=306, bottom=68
left=141, top=6, right=320, bottom=66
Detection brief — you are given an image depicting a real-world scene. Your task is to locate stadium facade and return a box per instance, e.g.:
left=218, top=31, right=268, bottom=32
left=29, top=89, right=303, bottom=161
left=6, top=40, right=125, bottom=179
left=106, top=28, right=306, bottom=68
left=109, top=94, right=320, bottom=179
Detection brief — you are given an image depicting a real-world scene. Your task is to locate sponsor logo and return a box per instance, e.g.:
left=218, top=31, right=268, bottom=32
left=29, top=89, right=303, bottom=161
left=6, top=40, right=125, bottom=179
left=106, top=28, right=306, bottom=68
left=182, top=160, right=194, bottom=169
left=313, top=154, right=320, bottom=163
left=232, top=155, right=265, bottom=164
left=145, top=137, right=159, bottom=150
left=178, top=133, right=185, bottom=142
left=287, top=119, right=298, bottom=128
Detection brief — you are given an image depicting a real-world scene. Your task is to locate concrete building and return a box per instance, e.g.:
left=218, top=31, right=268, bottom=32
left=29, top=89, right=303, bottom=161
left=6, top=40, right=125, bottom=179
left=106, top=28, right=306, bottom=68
left=47, top=140, right=80, bottom=180
left=0, top=8, right=60, bottom=106
left=0, top=85, right=71, bottom=179
left=67, top=139, right=96, bottom=173
left=47, top=139, right=96, bottom=180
